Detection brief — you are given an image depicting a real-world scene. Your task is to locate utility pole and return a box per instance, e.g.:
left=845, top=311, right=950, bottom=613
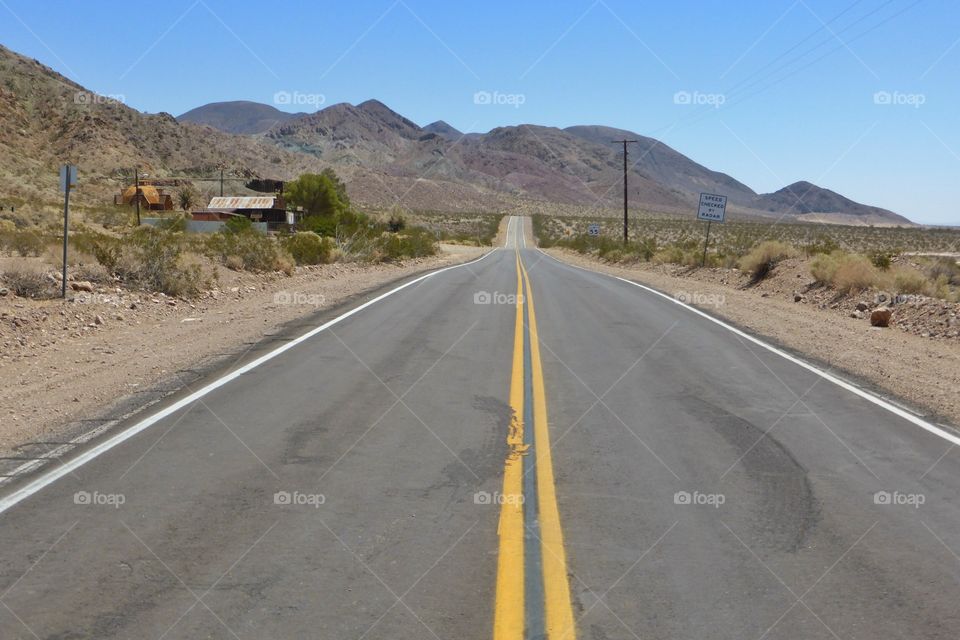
left=612, top=140, right=637, bottom=244
left=220, top=168, right=224, bottom=197
left=134, top=167, right=141, bottom=226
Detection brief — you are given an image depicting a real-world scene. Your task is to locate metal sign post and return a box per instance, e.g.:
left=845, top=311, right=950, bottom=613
left=696, top=192, right=726, bottom=267
left=59, top=165, right=77, bottom=297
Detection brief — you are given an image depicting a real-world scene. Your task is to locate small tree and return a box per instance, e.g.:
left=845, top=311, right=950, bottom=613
left=286, top=172, right=349, bottom=220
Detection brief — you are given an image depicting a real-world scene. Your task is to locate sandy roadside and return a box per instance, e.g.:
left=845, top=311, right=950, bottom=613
left=0, top=244, right=487, bottom=457
left=543, top=247, right=960, bottom=428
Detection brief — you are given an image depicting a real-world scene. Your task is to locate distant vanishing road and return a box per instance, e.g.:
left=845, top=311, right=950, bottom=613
left=1, top=216, right=959, bottom=639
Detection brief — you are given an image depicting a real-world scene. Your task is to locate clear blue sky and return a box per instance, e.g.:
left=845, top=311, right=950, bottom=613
left=2, top=0, right=958, bottom=224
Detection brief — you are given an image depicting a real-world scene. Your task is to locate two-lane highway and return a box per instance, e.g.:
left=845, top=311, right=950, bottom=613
left=1, top=216, right=959, bottom=639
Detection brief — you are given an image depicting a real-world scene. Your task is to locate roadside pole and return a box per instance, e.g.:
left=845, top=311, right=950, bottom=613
left=134, top=167, right=141, bottom=226
left=59, top=165, right=77, bottom=298
left=696, top=192, right=726, bottom=269
left=612, top=139, right=637, bottom=244
left=700, top=220, right=712, bottom=267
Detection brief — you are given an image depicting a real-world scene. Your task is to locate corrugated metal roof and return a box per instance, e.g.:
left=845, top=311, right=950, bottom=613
left=207, top=196, right=278, bottom=209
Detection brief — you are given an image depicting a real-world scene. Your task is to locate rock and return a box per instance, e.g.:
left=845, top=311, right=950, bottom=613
left=94, top=315, right=103, bottom=325
left=871, top=307, right=893, bottom=327
left=70, top=281, right=94, bottom=292
left=129, top=302, right=138, bottom=310
left=856, top=302, right=869, bottom=312
left=794, top=294, right=803, bottom=302
left=0, top=288, right=7, bottom=297
left=850, top=310, right=865, bottom=320
left=761, top=293, right=770, bottom=298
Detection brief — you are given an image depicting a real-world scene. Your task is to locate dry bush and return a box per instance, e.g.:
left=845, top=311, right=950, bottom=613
left=2, top=260, right=52, bottom=298
left=890, top=266, right=929, bottom=296
left=205, top=229, right=294, bottom=273
left=739, top=241, right=797, bottom=283
left=811, top=252, right=880, bottom=292
left=833, top=255, right=880, bottom=293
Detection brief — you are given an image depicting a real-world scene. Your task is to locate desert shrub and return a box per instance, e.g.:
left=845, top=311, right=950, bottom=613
left=387, top=214, right=406, bottom=232
left=299, top=214, right=338, bottom=237
left=833, top=255, right=880, bottom=293
left=2, top=261, right=52, bottom=298
left=283, top=231, right=334, bottom=265
left=869, top=250, right=895, bottom=271
left=1, top=228, right=47, bottom=256
left=802, top=234, right=841, bottom=256
left=890, top=266, right=929, bottom=296
left=205, top=228, right=292, bottom=273
left=603, top=249, right=624, bottom=262
left=223, top=216, right=253, bottom=234
left=112, top=227, right=209, bottom=297
left=531, top=215, right=554, bottom=248
left=928, top=257, right=960, bottom=285
left=811, top=252, right=880, bottom=293
left=378, top=228, right=438, bottom=261
left=70, top=230, right=122, bottom=271
left=739, top=241, right=797, bottom=283
left=634, top=237, right=657, bottom=261
left=652, top=246, right=685, bottom=265
left=45, top=247, right=113, bottom=284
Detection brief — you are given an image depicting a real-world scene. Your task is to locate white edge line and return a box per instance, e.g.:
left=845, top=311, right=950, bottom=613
left=535, top=248, right=960, bottom=448
left=0, top=250, right=496, bottom=516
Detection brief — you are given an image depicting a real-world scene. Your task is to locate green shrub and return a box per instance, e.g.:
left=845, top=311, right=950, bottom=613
left=869, top=250, right=894, bottom=271
left=378, top=228, right=438, bottom=261
left=112, top=226, right=208, bottom=297
left=283, top=231, right=334, bottom=265
left=224, top=216, right=253, bottom=234
left=300, top=214, right=338, bottom=237
left=205, top=228, right=293, bottom=273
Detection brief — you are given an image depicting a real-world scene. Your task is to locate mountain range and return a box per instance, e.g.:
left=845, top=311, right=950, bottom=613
left=0, top=42, right=910, bottom=224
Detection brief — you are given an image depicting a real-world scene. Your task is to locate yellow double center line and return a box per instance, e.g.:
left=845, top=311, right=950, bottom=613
left=494, top=250, right=576, bottom=640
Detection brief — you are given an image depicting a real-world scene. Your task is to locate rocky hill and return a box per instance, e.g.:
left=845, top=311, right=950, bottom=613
left=0, top=44, right=323, bottom=212
left=0, top=41, right=913, bottom=224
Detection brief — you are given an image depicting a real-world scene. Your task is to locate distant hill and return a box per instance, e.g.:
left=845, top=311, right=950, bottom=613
left=754, top=181, right=911, bottom=224
left=0, top=41, right=914, bottom=224
left=0, top=44, right=323, bottom=210
left=177, top=100, right=304, bottom=135
left=423, top=120, right=464, bottom=140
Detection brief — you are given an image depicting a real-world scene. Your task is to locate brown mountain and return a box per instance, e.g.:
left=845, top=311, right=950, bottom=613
left=0, top=41, right=913, bottom=224
left=754, top=181, right=911, bottom=224
left=177, top=101, right=304, bottom=135
left=0, top=44, right=323, bottom=210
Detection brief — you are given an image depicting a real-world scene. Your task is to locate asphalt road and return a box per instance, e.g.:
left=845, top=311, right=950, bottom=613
left=1, top=216, right=960, bottom=639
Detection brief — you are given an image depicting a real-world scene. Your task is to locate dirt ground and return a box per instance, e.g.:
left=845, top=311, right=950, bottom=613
left=0, top=244, right=486, bottom=457
left=545, top=248, right=960, bottom=428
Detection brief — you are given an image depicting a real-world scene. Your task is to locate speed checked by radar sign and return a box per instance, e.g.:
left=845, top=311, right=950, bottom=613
left=697, top=193, right=727, bottom=223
